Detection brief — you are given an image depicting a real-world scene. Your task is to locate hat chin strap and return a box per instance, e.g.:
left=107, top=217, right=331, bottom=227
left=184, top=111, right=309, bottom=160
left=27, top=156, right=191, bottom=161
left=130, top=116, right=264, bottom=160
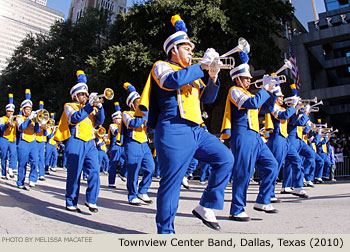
left=174, top=45, right=186, bottom=68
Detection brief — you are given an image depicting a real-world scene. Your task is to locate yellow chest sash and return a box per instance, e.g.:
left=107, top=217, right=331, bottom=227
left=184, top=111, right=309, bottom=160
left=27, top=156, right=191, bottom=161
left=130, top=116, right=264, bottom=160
left=17, top=116, right=36, bottom=142
left=54, top=102, right=95, bottom=142
left=151, top=61, right=204, bottom=125
left=124, top=111, right=148, bottom=143
left=0, top=116, right=16, bottom=142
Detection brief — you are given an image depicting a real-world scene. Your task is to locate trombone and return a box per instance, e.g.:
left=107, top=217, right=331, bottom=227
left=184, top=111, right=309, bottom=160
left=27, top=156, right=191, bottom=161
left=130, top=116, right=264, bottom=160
left=93, top=88, right=114, bottom=105
left=251, top=59, right=292, bottom=89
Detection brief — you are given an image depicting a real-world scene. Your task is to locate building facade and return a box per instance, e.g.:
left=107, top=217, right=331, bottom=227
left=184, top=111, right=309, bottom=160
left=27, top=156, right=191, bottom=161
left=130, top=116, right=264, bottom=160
left=0, top=0, right=64, bottom=73
left=30, top=0, right=47, bottom=6
left=292, top=0, right=350, bottom=132
left=68, top=0, right=127, bottom=23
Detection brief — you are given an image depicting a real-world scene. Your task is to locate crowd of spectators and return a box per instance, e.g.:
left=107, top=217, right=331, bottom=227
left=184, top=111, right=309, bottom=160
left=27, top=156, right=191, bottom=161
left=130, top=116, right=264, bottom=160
left=331, top=133, right=350, bottom=156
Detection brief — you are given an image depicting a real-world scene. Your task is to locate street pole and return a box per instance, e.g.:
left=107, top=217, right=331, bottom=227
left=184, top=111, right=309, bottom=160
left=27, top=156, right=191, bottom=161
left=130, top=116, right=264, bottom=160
left=311, top=0, right=319, bottom=21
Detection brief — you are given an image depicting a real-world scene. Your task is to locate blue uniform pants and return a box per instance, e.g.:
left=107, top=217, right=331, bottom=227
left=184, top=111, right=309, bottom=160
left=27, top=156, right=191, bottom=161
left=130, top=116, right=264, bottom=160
left=36, top=141, right=45, bottom=177
left=155, top=124, right=234, bottom=234
left=320, top=152, right=332, bottom=178
left=118, top=150, right=127, bottom=177
left=283, top=137, right=314, bottom=188
left=185, top=158, right=198, bottom=177
left=125, top=140, right=155, bottom=202
left=45, top=144, right=57, bottom=169
left=267, top=134, right=302, bottom=197
left=65, top=138, right=100, bottom=207
left=230, top=130, right=277, bottom=216
left=199, top=162, right=211, bottom=182
left=0, top=138, right=17, bottom=176
left=98, top=150, right=109, bottom=172
left=16, top=140, right=39, bottom=186
left=108, top=144, right=123, bottom=185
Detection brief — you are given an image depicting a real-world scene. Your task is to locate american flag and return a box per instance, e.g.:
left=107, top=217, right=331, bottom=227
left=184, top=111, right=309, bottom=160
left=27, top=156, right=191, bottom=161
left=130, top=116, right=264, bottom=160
left=288, top=34, right=301, bottom=89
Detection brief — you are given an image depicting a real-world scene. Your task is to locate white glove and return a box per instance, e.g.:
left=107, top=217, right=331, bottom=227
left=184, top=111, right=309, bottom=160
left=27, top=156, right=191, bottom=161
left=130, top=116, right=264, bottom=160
left=199, top=48, right=219, bottom=70
left=262, top=75, right=273, bottom=91
left=305, top=104, right=311, bottom=114
left=289, top=95, right=300, bottom=106
left=97, top=102, right=103, bottom=109
left=89, top=92, right=98, bottom=107
left=28, top=111, right=36, bottom=120
left=208, top=57, right=221, bottom=79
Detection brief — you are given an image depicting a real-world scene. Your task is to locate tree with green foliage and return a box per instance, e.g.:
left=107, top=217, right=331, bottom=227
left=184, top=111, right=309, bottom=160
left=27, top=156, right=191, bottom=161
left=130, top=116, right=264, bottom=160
left=0, top=8, right=112, bottom=117
left=0, top=0, right=294, bottom=131
left=91, top=0, right=293, bottom=131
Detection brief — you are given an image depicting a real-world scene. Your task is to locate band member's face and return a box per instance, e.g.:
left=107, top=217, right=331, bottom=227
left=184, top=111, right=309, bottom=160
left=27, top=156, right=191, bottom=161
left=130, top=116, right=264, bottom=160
left=172, top=44, right=193, bottom=67
left=6, top=110, right=14, bottom=118
left=131, top=98, right=140, bottom=111
left=276, top=96, right=284, bottom=105
left=76, top=92, right=88, bottom=105
left=23, top=107, right=32, bottom=117
left=236, top=76, right=251, bottom=90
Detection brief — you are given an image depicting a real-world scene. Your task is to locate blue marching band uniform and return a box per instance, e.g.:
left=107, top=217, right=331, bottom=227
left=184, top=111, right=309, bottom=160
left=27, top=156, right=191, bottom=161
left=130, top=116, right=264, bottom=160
left=0, top=14, right=340, bottom=233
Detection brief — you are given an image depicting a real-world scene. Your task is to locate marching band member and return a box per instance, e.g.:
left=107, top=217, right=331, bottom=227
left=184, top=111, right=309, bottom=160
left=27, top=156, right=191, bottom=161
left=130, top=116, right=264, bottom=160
left=16, top=89, right=41, bottom=189
left=118, top=82, right=155, bottom=206
left=0, top=94, right=17, bottom=179
left=221, top=60, right=278, bottom=222
left=282, top=86, right=314, bottom=197
left=95, top=126, right=109, bottom=174
left=35, top=101, right=47, bottom=181
left=299, top=115, right=324, bottom=187
left=315, top=120, right=332, bottom=183
left=135, top=15, right=234, bottom=233
left=54, top=70, right=105, bottom=213
left=107, top=102, right=124, bottom=187
left=45, top=113, right=58, bottom=174
left=263, top=85, right=303, bottom=202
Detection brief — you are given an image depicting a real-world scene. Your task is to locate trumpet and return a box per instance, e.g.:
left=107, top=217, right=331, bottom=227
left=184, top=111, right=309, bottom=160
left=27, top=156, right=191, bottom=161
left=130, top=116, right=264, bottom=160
left=307, top=100, right=323, bottom=112
left=320, top=127, right=333, bottom=133
left=315, top=123, right=328, bottom=128
left=250, top=59, right=292, bottom=88
left=252, top=75, right=287, bottom=89
left=93, top=88, right=114, bottom=104
left=283, top=96, right=301, bottom=106
left=220, top=37, right=250, bottom=57
left=95, top=127, right=106, bottom=138
left=326, top=129, right=339, bottom=137
left=8, top=115, right=19, bottom=127
left=192, top=56, right=235, bottom=69
left=35, top=109, right=50, bottom=125
left=299, top=97, right=318, bottom=104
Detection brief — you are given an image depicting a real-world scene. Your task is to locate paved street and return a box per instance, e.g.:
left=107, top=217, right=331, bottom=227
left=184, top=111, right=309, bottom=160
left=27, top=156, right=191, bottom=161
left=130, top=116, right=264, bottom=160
left=0, top=168, right=350, bottom=234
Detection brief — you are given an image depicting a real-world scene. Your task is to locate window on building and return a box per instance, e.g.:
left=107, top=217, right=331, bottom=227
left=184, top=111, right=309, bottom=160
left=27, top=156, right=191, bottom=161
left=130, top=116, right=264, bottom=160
left=325, top=0, right=350, bottom=11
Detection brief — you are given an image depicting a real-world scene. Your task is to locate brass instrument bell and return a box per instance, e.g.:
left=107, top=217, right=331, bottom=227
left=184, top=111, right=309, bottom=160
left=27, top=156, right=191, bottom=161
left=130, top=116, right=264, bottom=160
left=95, top=127, right=106, bottom=138
left=35, top=109, right=50, bottom=125
left=95, top=88, right=114, bottom=104
left=8, top=115, right=18, bottom=127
